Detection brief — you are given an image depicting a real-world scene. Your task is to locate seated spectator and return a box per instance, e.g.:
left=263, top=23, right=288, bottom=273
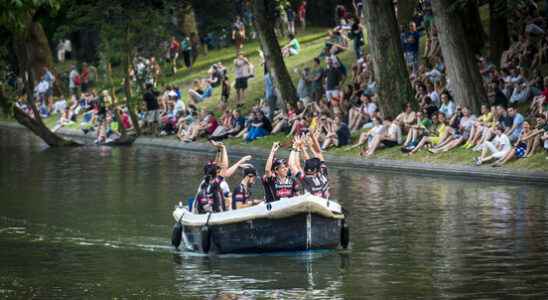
left=464, top=104, right=494, bottom=149
left=396, top=103, right=416, bottom=133
left=52, top=97, right=67, bottom=115
left=282, top=34, right=301, bottom=57
left=245, top=110, right=271, bottom=142
left=505, top=106, right=525, bottom=143
left=52, top=107, right=74, bottom=132
left=321, top=115, right=351, bottom=150
left=363, top=117, right=402, bottom=157
left=271, top=103, right=300, bottom=134
left=509, top=82, right=531, bottom=104
left=346, top=116, right=384, bottom=150
left=438, top=92, right=455, bottom=119
left=493, top=121, right=535, bottom=166
left=209, top=109, right=234, bottom=140
left=430, top=107, right=475, bottom=153
left=401, top=111, right=436, bottom=152
left=188, top=79, right=213, bottom=105
left=80, top=109, right=96, bottom=134
left=474, top=125, right=512, bottom=166
left=409, top=112, right=450, bottom=154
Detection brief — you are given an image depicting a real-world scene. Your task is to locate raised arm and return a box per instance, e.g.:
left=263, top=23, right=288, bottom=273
left=289, top=136, right=303, bottom=175
left=308, top=130, right=324, bottom=161
left=222, top=155, right=252, bottom=178
left=265, top=142, right=280, bottom=177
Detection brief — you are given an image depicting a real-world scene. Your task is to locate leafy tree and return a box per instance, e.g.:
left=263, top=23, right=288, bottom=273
left=1, top=0, right=79, bottom=146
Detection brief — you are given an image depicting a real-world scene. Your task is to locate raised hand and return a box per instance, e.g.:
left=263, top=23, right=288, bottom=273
left=239, top=155, right=252, bottom=164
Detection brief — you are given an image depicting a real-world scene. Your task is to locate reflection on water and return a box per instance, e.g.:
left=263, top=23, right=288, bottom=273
left=1, top=127, right=548, bottom=299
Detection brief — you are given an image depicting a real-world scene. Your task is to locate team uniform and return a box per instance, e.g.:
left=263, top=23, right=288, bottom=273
left=194, top=176, right=226, bottom=214
left=297, top=161, right=330, bottom=199
left=262, top=175, right=300, bottom=202
left=232, top=183, right=252, bottom=210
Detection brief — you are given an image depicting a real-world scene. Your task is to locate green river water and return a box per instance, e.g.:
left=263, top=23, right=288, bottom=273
left=0, top=127, right=547, bottom=299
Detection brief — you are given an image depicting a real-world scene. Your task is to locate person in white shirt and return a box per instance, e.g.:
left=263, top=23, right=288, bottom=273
left=474, top=125, right=512, bottom=166
left=64, top=39, right=72, bottom=60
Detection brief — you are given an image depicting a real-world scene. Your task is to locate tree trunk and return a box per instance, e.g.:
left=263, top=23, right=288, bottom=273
left=124, top=53, right=141, bottom=136
left=13, top=20, right=53, bottom=82
left=363, top=0, right=415, bottom=118
left=13, top=105, right=79, bottom=146
left=461, top=0, right=486, bottom=55
left=252, top=0, right=299, bottom=109
left=432, top=0, right=486, bottom=114
left=397, top=0, right=417, bottom=27
left=10, top=16, right=80, bottom=147
left=488, top=0, right=509, bottom=66
left=178, top=1, right=199, bottom=38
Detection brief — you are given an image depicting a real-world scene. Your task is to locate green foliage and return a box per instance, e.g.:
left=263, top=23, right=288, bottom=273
left=0, top=0, right=61, bottom=32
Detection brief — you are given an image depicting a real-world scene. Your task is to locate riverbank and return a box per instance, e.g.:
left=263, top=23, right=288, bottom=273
left=2, top=121, right=547, bottom=184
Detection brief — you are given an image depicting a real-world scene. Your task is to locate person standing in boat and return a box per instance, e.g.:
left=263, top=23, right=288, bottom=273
left=193, top=141, right=252, bottom=213
left=289, top=132, right=330, bottom=199
left=232, top=167, right=262, bottom=209
left=262, top=142, right=301, bottom=202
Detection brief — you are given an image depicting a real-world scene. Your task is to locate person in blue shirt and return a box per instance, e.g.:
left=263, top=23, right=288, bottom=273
left=506, top=106, right=525, bottom=143
left=401, top=22, right=421, bottom=74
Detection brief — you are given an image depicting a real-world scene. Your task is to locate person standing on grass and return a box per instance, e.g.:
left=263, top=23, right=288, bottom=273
left=287, top=6, right=296, bottom=35
left=232, top=16, right=246, bottom=54
left=234, top=53, right=251, bottom=106
left=324, top=57, right=344, bottom=104
left=169, top=36, right=180, bottom=74
left=69, top=65, right=80, bottom=97
left=181, top=35, right=192, bottom=69
left=402, top=22, right=421, bottom=75
left=143, top=83, right=160, bottom=136
left=81, top=63, right=90, bottom=93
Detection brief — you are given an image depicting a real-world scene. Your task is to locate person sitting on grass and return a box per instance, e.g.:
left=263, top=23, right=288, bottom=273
left=346, top=115, right=384, bottom=151
left=52, top=107, right=74, bottom=132
left=321, top=115, right=351, bottom=150
left=409, top=112, right=449, bottom=154
left=505, top=106, right=525, bottom=143
left=474, top=125, right=512, bottom=166
left=429, top=106, right=476, bottom=154
left=464, top=104, right=494, bottom=149
left=492, top=121, right=535, bottom=166
left=362, top=117, right=402, bottom=157
left=188, top=79, right=213, bottom=105
left=401, top=111, right=436, bottom=152
left=271, top=103, right=301, bottom=134
left=282, top=34, right=301, bottom=57
left=245, top=110, right=271, bottom=142
left=395, top=102, right=416, bottom=134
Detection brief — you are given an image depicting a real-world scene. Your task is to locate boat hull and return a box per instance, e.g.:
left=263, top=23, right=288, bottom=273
left=182, top=212, right=342, bottom=254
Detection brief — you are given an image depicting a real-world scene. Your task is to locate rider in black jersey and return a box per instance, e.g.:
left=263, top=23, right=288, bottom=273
left=289, top=132, right=330, bottom=199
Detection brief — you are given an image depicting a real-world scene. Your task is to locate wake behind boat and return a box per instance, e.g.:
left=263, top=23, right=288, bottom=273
left=171, top=194, right=349, bottom=254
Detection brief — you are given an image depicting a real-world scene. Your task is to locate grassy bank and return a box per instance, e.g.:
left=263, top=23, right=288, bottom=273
left=29, top=27, right=548, bottom=173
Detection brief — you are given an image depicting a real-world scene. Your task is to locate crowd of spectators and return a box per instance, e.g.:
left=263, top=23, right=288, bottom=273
left=14, top=0, right=548, bottom=165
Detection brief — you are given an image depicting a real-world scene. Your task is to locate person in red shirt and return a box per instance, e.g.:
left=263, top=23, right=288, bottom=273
left=81, top=63, right=90, bottom=93
left=169, top=36, right=180, bottom=74
left=298, top=1, right=307, bottom=31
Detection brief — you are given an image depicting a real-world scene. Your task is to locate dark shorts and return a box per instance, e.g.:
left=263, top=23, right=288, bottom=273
left=235, top=77, right=248, bottom=90
left=382, top=140, right=399, bottom=148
